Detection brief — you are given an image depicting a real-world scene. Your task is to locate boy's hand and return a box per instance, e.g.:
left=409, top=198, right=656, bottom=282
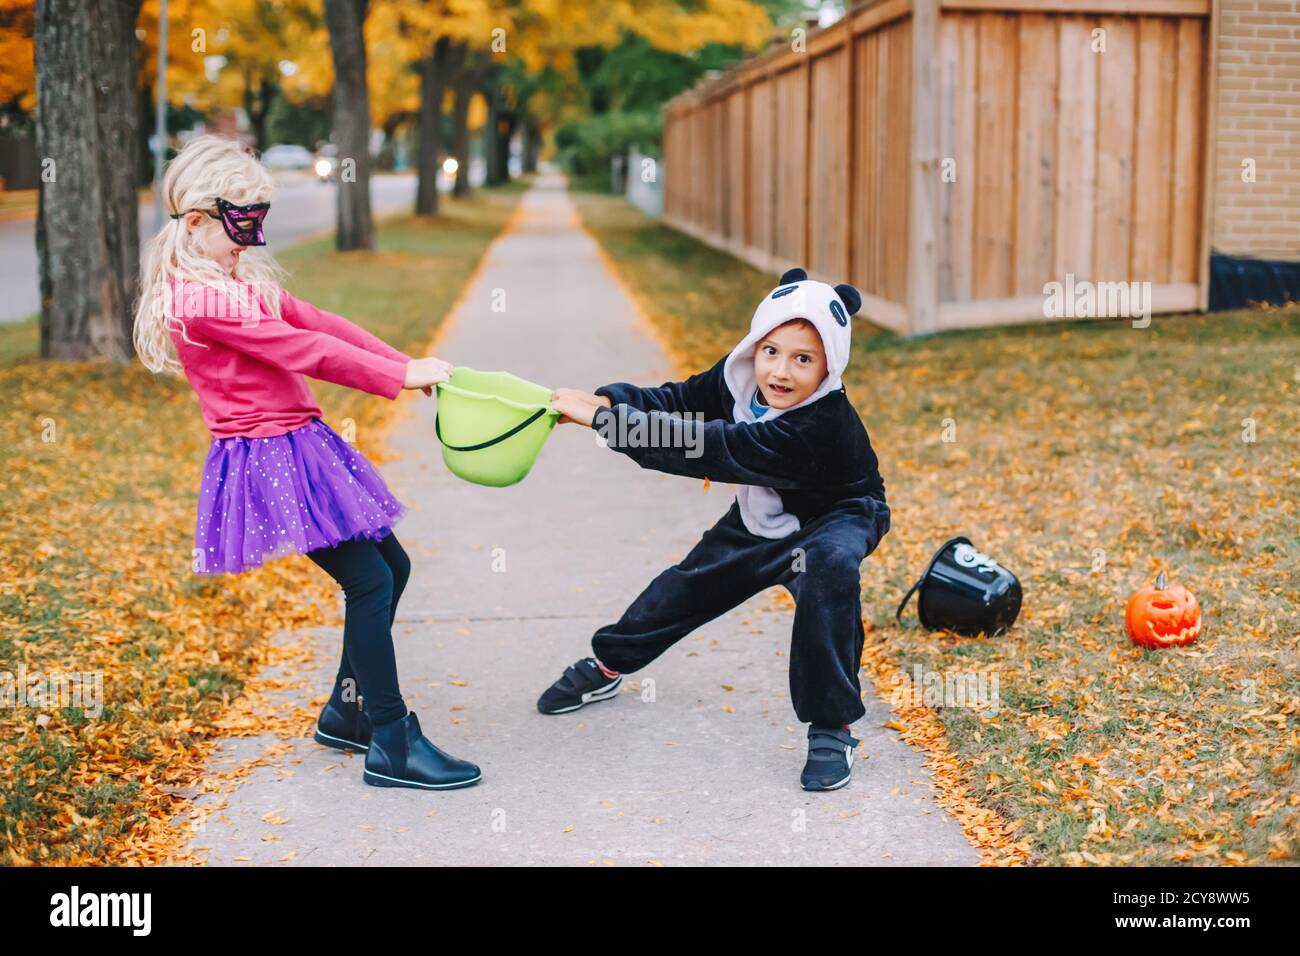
left=550, top=389, right=611, bottom=427
left=551, top=388, right=610, bottom=409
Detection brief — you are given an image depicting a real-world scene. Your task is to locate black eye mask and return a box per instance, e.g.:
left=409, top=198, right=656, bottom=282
left=172, top=197, right=270, bottom=246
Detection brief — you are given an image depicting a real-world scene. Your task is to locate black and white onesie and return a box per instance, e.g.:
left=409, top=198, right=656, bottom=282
left=586, top=268, right=890, bottom=727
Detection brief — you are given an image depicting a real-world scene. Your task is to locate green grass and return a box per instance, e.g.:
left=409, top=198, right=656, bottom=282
left=0, top=318, right=37, bottom=365
left=571, top=187, right=1300, bottom=866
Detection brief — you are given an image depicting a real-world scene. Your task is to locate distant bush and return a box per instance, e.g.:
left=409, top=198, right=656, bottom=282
left=555, top=109, right=662, bottom=179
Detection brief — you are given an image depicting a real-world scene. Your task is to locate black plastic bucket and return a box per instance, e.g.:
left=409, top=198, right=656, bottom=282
left=895, top=536, right=1022, bottom=636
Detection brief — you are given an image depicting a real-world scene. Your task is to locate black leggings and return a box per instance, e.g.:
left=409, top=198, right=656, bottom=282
left=306, top=531, right=411, bottom=726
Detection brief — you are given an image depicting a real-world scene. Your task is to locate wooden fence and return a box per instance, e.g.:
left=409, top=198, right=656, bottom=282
left=662, top=0, right=1218, bottom=334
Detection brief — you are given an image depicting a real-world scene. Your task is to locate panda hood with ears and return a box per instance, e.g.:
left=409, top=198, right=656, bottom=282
left=722, top=266, right=862, bottom=538
left=722, top=267, right=859, bottom=421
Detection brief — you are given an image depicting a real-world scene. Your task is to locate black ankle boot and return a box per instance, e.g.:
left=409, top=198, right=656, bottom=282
left=363, top=711, right=481, bottom=790
left=313, top=696, right=372, bottom=753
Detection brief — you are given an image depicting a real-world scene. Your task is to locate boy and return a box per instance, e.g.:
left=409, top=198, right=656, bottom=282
left=545, top=268, right=890, bottom=790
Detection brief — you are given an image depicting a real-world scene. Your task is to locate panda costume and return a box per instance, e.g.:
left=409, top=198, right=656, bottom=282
left=538, top=268, right=891, bottom=791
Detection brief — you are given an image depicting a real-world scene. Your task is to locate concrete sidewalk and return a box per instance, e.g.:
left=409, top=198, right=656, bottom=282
left=177, top=175, right=980, bottom=866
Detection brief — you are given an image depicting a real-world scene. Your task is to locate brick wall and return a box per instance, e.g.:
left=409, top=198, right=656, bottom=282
left=1213, top=0, right=1300, bottom=260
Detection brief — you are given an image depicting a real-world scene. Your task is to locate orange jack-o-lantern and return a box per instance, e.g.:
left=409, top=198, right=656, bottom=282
left=1125, top=571, right=1202, bottom=649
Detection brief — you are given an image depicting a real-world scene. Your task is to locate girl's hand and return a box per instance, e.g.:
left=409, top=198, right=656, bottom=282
left=404, top=356, right=454, bottom=394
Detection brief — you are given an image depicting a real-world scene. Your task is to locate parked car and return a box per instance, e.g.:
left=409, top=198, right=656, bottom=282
left=260, top=144, right=314, bottom=170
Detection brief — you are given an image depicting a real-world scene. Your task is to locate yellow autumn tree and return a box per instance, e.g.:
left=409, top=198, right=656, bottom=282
left=136, top=0, right=223, bottom=112
left=509, top=0, right=773, bottom=165
left=136, top=0, right=333, bottom=146
left=0, top=0, right=34, bottom=111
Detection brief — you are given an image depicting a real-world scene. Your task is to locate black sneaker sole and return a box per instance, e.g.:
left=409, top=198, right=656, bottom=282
left=801, top=771, right=852, bottom=792
left=537, top=675, right=623, bottom=715
left=362, top=768, right=482, bottom=790
left=313, top=728, right=370, bottom=754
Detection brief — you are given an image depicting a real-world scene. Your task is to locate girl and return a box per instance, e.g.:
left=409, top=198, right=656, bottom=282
left=133, top=135, right=480, bottom=791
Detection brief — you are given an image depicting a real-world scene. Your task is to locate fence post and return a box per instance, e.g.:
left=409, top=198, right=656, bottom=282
left=1198, top=0, right=1220, bottom=312
left=846, top=19, right=857, bottom=292
left=741, top=84, right=751, bottom=252
left=803, top=54, right=813, bottom=271
left=908, top=0, right=941, bottom=336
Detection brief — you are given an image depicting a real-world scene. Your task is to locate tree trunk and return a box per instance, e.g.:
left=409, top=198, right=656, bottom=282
left=484, top=76, right=498, bottom=186
left=35, top=0, right=143, bottom=362
left=323, top=0, right=374, bottom=251
left=415, top=37, right=452, bottom=217
left=493, top=113, right=516, bottom=185
left=521, top=117, right=540, bottom=174
left=450, top=55, right=487, bottom=199
left=484, top=71, right=513, bottom=187
left=245, top=74, right=275, bottom=153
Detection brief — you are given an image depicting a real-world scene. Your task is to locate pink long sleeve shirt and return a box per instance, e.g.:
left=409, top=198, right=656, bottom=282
left=167, top=279, right=412, bottom=439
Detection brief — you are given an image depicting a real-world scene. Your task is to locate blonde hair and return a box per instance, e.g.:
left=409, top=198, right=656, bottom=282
left=133, top=134, right=287, bottom=375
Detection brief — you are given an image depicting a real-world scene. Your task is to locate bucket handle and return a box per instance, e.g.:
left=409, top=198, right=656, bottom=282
left=895, top=575, right=925, bottom=627
left=435, top=406, right=549, bottom=452
left=895, top=535, right=972, bottom=628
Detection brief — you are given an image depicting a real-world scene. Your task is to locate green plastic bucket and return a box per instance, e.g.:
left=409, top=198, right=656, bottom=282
left=434, top=367, right=561, bottom=487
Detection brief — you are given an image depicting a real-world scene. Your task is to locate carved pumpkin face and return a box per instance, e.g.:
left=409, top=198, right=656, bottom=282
left=1126, top=572, right=1202, bottom=649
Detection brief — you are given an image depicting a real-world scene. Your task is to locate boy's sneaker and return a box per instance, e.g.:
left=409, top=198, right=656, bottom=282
left=537, top=657, right=623, bottom=715
left=801, top=725, right=859, bottom=791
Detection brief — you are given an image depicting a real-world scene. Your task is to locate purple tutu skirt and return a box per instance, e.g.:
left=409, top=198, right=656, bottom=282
left=192, top=417, right=406, bottom=576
